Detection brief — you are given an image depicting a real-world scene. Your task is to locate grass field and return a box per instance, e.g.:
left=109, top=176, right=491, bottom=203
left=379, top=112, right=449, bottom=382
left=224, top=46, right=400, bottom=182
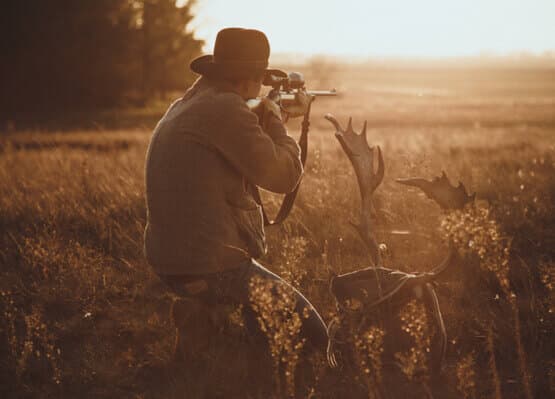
left=1, top=61, right=554, bottom=398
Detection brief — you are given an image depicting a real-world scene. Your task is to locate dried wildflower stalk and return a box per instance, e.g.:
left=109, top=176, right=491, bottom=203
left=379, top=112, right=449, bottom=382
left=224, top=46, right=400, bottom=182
left=441, top=205, right=533, bottom=399
left=278, top=235, right=308, bottom=288
left=228, top=303, right=245, bottom=329
left=1, top=291, right=62, bottom=385
left=486, top=325, right=502, bottom=399
left=456, top=352, right=477, bottom=399
left=354, top=325, right=385, bottom=398
left=440, top=205, right=510, bottom=294
left=21, top=307, right=62, bottom=384
left=394, top=299, right=431, bottom=381
left=249, top=275, right=306, bottom=397
left=1, top=290, right=18, bottom=360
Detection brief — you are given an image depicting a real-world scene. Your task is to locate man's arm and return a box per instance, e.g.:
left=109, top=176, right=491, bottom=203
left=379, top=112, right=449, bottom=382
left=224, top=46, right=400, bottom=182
left=209, top=94, right=303, bottom=194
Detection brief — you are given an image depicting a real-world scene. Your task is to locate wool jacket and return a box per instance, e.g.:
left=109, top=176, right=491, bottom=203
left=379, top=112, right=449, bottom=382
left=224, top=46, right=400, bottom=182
left=144, top=77, right=303, bottom=275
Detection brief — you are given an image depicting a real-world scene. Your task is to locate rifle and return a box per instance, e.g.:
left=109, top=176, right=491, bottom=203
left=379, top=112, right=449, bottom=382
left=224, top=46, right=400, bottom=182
left=248, top=71, right=338, bottom=226
left=246, top=71, right=337, bottom=110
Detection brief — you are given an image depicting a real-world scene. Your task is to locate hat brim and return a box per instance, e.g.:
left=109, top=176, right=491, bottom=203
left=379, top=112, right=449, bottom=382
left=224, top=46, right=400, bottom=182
left=190, top=54, right=284, bottom=83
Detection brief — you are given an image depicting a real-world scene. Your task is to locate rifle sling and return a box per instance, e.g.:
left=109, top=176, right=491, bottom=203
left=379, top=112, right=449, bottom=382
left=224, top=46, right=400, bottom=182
left=252, top=102, right=311, bottom=226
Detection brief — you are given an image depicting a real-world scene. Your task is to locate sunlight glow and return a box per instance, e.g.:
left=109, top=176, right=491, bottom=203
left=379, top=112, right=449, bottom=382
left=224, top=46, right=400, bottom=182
left=187, top=0, right=555, bottom=57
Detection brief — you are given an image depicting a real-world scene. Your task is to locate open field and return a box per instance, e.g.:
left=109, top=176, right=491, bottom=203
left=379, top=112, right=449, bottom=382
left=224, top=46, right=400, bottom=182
left=1, top=62, right=554, bottom=398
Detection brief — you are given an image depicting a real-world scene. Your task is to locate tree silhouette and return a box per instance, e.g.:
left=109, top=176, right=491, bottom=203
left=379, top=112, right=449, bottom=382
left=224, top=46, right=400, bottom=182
left=0, top=0, right=203, bottom=119
left=141, top=0, right=202, bottom=99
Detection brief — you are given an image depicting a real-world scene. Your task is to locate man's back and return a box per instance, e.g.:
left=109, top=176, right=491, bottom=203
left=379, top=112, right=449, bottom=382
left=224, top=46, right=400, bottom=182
left=144, top=77, right=302, bottom=276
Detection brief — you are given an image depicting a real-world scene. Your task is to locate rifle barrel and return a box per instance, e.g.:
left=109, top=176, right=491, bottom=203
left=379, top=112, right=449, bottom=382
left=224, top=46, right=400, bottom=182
left=246, top=89, right=337, bottom=109
left=280, top=89, right=337, bottom=100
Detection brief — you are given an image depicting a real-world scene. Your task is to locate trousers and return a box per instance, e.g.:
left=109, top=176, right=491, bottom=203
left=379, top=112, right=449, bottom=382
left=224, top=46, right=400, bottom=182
left=160, top=258, right=329, bottom=355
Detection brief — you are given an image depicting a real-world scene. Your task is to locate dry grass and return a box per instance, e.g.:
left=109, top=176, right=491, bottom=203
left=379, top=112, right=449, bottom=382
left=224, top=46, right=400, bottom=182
left=1, top=61, right=554, bottom=398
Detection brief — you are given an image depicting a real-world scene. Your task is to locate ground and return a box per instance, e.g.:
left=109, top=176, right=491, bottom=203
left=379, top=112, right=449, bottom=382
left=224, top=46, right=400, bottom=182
left=1, top=60, right=554, bottom=398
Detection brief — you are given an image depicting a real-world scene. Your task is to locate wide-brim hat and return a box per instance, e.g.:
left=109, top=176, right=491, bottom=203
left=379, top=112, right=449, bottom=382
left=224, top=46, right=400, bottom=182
left=190, top=28, right=284, bottom=83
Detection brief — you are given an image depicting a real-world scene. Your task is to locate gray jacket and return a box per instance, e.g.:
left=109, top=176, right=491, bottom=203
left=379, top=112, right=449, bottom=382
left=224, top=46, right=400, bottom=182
left=144, top=77, right=303, bottom=275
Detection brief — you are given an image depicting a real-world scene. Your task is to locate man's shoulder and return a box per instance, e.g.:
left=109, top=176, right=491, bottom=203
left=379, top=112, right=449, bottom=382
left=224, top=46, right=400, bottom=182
left=179, top=78, right=250, bottom=115
left=161, top=88, right=245, bottom=122
left=205, top=90, right=247, bottom=111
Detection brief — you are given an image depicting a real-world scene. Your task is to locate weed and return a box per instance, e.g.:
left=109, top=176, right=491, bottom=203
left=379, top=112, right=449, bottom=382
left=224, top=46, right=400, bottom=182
left=248, top=275, right=307, bottom=397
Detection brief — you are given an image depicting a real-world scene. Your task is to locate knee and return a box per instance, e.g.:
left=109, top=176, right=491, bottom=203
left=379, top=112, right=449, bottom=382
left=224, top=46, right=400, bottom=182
left=170, top=298, right=215, bottom=353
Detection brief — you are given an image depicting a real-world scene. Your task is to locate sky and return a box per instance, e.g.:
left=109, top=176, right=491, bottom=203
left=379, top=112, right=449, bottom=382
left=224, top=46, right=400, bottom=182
left=184, top=0, right=555, bottom=58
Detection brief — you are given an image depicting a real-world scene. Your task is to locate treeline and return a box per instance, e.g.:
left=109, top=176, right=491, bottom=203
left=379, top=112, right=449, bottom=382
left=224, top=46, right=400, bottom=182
left=0, top=0, right=203, bottom=117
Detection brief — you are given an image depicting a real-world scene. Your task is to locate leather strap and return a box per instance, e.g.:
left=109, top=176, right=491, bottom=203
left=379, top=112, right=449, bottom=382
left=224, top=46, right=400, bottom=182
left=252, top=101, right=312, bottom=226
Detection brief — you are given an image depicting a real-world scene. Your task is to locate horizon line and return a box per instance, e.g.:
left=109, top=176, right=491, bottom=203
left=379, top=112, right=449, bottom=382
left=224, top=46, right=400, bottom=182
left=267, top=50, right=555, bottom=63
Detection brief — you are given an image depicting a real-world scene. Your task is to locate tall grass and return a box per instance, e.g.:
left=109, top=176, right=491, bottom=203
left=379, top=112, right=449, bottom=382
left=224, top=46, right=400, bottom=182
left=1, top=64, right=554, bottom=398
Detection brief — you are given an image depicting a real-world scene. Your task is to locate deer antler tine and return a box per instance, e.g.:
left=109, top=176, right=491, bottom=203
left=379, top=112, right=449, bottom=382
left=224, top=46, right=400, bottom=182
left=373, top=146, right=385, bottom=192
left=396, top=177, right=427, bottom=186
left=396, top=173, right=475, bottom=210
left=328, top=115, right=386, bottom=270
left=361, top=120, right=368, bottom=139
left=324, top=113, right=343, bottom=132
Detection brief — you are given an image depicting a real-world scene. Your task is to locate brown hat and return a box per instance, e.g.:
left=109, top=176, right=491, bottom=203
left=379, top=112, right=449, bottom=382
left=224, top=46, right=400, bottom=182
left=190, top=28, right=283, bottom=81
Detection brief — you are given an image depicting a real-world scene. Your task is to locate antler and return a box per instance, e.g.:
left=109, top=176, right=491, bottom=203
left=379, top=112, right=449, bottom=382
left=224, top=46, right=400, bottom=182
left=325, top=114, right=384, bottom=266
left=396, top=171, right=475, bottom=210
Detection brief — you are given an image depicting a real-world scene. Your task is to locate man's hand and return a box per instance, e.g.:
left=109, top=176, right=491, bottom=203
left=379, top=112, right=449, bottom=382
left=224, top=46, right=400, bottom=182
left=281, top=90, right=314, bottom=119
left=251, top=97, right=282, bottom=130
left=251, top=97, right=282, bottom=123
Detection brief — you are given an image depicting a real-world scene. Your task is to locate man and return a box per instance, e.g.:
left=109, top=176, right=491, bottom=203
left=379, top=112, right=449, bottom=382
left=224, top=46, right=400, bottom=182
left=144, top=28, right=328, bottom=361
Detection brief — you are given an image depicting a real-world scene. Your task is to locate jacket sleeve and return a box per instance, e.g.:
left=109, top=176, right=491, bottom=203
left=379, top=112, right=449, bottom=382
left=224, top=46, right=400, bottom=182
left=209, top=94, right=303, bottom=194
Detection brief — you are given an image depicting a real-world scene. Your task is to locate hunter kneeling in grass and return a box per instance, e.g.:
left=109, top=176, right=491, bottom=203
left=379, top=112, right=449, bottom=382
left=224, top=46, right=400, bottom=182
left=143, top=27, right=328, bottom=384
